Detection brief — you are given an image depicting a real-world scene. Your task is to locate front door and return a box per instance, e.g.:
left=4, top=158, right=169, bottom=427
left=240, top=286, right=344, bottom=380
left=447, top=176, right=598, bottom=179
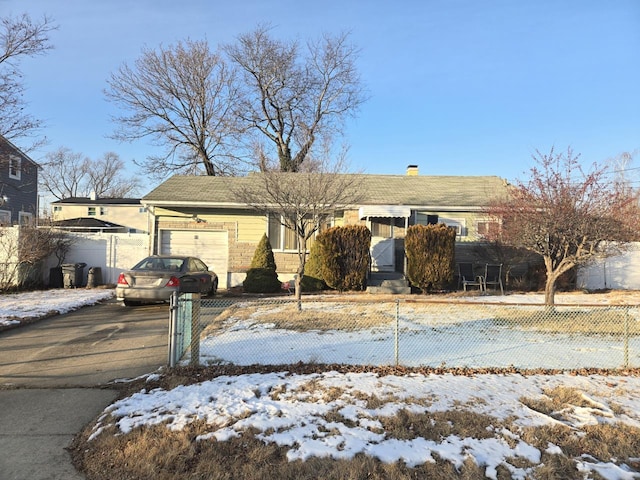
left=371, top=237, right=395, bottom=272
left=369, top=217, right=395, bottom=272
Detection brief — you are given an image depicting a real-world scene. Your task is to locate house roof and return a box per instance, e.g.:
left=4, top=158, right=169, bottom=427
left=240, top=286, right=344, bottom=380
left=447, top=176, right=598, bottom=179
left=52, top=197, right=141, bottom=205
left=142, top=174, right=510, bottom=210
left=0, top=134, right=39, bottom=167
left=51, top=217, right=125, bottom=230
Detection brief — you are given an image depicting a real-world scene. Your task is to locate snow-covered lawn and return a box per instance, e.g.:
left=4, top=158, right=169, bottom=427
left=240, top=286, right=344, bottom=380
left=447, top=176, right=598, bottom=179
left=97, top=369, right=640, bottom=479
left=0, top=288, right=114, bottom=328
left=197, top=292, right=640, bottom=370
left=4, top=289, right=640, bottom=478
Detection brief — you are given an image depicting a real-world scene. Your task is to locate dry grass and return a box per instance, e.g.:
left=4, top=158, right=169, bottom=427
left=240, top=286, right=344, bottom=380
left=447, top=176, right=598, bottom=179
left=75, top=425, right=498, bottom=480
left=72, top=416, right=494, bottom=480
left=71, top=365, right=640, bottom=480
left=203, top=302, right=395, bottom=336
left=201, top=298, right=640, bottom=338
left=73, top=408, right=640, bottom=480
left=377, top=408, right=500, bottom=442
left=495, top=308, right=640, bottom=335
left=520, top=385, right=600, bottom=417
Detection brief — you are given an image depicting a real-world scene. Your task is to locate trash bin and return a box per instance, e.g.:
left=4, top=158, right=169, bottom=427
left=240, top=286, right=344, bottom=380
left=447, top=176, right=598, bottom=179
left=49, top=266, right=63, bottom=289
left=62, top=262, right=87, bottom=288
left=87, top=267, right=103, bottom=288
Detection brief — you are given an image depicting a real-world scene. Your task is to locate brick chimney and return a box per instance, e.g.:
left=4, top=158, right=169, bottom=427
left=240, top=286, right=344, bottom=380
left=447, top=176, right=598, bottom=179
left=406, top=165, right=419, bottom=176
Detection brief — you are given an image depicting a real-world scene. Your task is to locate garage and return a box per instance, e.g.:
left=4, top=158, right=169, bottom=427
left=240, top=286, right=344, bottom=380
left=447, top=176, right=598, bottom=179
left=159, top=230, right=228, bottom=289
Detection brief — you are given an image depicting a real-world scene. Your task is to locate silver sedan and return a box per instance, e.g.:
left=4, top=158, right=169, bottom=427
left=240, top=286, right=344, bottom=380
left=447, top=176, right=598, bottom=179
left=116, top=255, right=217, bottom=306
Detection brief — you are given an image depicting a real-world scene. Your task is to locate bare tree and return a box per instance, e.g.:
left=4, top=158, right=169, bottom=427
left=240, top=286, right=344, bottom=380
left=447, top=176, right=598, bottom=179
left=0, top=226, right=74, bottom=290
left=235, top=152, right=364, bottom=301
left=40, top=147, right=140, bottom=200
left=105, top=39, right=244, bottom=178
left=0, top=13, right=57, bottom=144
left=608, top=149, right=639, bottom=195
left=225, top=25, right=367, bottom=172
left=87, top=152, right=141, bottom=198
left=484, top=147, right=640, bottom=305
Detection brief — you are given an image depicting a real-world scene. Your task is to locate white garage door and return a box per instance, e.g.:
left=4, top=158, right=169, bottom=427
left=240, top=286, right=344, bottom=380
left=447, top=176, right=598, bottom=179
left=160, top=230, right=228, bottom=288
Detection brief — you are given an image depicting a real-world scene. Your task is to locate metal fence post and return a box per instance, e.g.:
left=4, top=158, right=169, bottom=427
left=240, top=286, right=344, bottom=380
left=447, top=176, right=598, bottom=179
left=624, top=307, right=630, bottom=368
left=190, top=293, right=201, bottom=366
left=168, top=291, right=179, bottom=368
left=395, top=299, right=400, bottom=366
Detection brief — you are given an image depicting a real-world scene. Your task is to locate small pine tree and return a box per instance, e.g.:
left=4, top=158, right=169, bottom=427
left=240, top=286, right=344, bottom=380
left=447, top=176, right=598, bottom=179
left=243, top=234, right=282, bottom=293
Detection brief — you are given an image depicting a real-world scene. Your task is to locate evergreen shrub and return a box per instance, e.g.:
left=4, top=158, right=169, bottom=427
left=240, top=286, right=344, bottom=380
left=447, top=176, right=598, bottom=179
left=301, top=241, right=327, bottom=292
left=243, top=233, right=282, bottom=293
left=318, top=225, right=371, bottom=291
left=405, top=224, right=456, bottom=293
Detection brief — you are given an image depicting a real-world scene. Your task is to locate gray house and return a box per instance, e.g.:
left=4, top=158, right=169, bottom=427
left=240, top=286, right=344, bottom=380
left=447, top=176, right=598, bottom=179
left=0, top=135, right=39, bottom=226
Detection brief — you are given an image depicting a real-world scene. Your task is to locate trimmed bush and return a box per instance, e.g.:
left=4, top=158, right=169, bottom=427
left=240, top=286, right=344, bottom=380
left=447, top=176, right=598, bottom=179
left=405, top=224, right=456, bottom=293
left=317, top=225, right=371, bottom=291
left=243, top=234, right=282, bottom=293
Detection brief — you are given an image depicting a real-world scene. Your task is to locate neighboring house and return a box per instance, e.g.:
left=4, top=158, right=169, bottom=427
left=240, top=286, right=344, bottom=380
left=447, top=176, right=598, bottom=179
left=50, top=195, right=150, bottom=233
left=142, top=166, right=510, bottom=289
left=0, top=135, right=39, bottom=226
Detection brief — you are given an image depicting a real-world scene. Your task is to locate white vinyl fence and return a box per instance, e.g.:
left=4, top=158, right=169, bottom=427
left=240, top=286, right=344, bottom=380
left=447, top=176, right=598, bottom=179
left=0, top=227, right=20, bottom=289
left=577, top=243, right=640, bottom=290
left=44, top=232, right=150, bottom=286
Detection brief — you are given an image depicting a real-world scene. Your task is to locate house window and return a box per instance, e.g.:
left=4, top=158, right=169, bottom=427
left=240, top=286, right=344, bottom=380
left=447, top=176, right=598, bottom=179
left=371, top=218, right=392, bottom=238
left=53, top=206, right=62, bottom=212
left=440, top=217, right=466, bottom=237
left=99, top=207, right=106, bottom=215
left=0, top=210, right=10, bottom=226
left=9, top=156, right=21, bottom=180
left=268, top=213, right=330, bottom=251
left=370, top=217, right=408, bottom=238
left=18, top=212, right=33, bottom=226
left=269, top=214, right=298, bottom=250
left=139, top=207, right=147, bottom=213
left=88, top=207, right=96, bottom=216
left=476, top=220, right=500, bottom=238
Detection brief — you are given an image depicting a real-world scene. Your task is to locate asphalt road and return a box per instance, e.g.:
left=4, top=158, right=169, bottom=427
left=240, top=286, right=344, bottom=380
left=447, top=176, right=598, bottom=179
left=0, top=298, right=170, bottom=388
left=0, top=297, right=170, bottom=479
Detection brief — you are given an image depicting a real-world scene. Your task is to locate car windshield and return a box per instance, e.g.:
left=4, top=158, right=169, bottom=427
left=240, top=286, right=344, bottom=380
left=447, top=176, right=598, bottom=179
left=133, top=257, right=185, bottom=271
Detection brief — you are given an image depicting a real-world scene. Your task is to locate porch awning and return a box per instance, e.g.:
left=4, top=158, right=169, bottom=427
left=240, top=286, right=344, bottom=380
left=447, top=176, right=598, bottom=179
left=359, top=205, right=412, bottom=219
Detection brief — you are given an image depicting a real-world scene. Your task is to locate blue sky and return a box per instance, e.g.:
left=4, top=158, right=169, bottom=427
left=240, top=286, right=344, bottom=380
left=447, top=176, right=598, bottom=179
left=5, top=0, right=640, bottom=194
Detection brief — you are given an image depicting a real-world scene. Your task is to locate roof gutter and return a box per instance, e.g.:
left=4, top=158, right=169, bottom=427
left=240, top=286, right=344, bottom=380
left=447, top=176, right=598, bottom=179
left=143, top=200, right=488, bottom=214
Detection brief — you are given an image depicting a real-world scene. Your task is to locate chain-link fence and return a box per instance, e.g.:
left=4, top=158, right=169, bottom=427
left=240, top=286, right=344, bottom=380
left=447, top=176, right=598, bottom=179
left=169, top=294, right=640, bottom=370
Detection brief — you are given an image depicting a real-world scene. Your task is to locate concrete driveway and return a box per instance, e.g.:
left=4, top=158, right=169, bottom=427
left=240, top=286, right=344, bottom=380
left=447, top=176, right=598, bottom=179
left=0, top=298, right=170, bottom=479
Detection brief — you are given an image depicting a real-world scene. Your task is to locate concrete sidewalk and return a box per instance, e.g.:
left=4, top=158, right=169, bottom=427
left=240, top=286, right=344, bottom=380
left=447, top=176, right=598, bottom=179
left=0, top=388, right=119, bottom=480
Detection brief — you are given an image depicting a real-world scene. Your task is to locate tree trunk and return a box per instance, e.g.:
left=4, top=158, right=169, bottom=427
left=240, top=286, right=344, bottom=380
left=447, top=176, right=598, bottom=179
left=295, top=238, right=306, bottom=310
left=544, top=274, right=557, bottom=306
left=278, top=144, right=295, bottom=172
